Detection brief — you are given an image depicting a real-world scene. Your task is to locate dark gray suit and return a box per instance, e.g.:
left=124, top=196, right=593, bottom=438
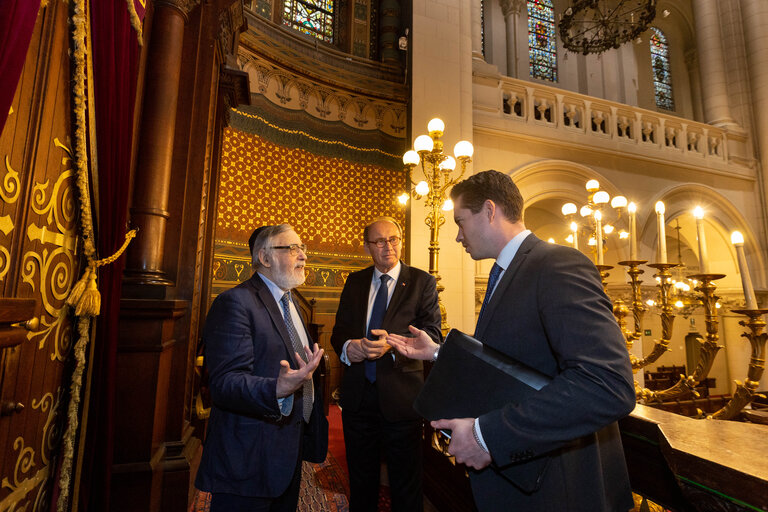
left=331, top=262, right=441, bottom=511
left=195, top=273, right=328, bottom=501
left=472, top=234, right=635, bottom=512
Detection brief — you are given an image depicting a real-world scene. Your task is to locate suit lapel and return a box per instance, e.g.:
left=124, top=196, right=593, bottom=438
left=475, top=234, right=541, bottom=339
left=356, top=267, right=376, bottom=334
left=382, top=262, right=409, bottom=326
left=249, top=273, right=300, bottom=366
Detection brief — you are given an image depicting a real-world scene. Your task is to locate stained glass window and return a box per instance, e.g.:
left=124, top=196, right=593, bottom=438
left=527, top=0, right=557, bottom=82
left=283, top=0, right=334, bottom=43
left=650, top=28, right=674, bottom=111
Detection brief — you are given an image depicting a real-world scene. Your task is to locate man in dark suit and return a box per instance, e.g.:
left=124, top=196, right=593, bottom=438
left=387, top=171, right=636, bottom=511
left=195, top=224, right=328, bottom=512
left=331, top=217, right=441, bottom=512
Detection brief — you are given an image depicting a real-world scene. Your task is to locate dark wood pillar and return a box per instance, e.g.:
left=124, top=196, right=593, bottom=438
left=124, top=0, right=200, bottom=285
left=112, top=1, right=247, bottom=510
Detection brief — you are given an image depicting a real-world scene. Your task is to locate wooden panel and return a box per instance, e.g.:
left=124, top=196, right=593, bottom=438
left=0, top=1, right=81, bottom=509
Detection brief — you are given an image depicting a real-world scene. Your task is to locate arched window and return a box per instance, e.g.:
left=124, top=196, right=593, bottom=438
left=283, top=0, right=334, bottom=43
left=650, top=28, right=674, bottom=111
left=527, top=0, right=557, bottom=82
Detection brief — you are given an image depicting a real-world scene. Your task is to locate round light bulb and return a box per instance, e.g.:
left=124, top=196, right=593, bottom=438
left=655, top=201, right=665, bottom=214
left=442, top=199, right=454, bottom=211
left=588, top=237, right=596, bottom=246
left=398, top=193, right=410, bottom=205
left=593, top=191, right=610, bottom=204
left=439, top=156, right=456, bottom=171
left=611, top=195, right=627, bottom=209
left=646, top=299, right=656, bottom=307
left=675, top=300, right=684, bottom=308
left=415, top=181, right=430, bottom=196
left=604, top=224, right=614, bottom=234
left=586, top=179, right=600, bottom=192
left=427, top=118, right=445, bottom=134
left=453, top=140, right=474, bottom=159
left=628, top=202, right=637, bottom=213
left=414, top=135, right=434, bottom=153
left=594, top=210, right=602, bottom=221
left=693, top=206, right=704, bottom=219
left=566, top=234, right=574, bottom=244
left=731, top=231, right=744, bottom=245
left=580, top=206, right=593, bottom=217
left=561, top=203, right=577, bottom=216
left=619, top=230, right=629, bottom=239
left=547, top=238, right=555, bottom=244
left=570, top=221, right=578, bottom=232
left=403, top=150, right=420, bottom=166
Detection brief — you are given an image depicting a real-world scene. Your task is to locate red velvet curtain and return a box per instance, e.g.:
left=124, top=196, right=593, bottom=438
left=77, top=2, right=140, bottom=509
left=0, top=0, right=41, bottom=133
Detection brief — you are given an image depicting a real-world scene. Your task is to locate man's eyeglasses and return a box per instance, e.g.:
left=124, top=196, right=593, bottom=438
left=270, top=244, right=307, bottom=255
left=367, top=236, right=401, bottom=248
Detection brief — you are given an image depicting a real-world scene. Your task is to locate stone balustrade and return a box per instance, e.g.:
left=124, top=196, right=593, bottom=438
left=474, top=72, right=754, bottom=173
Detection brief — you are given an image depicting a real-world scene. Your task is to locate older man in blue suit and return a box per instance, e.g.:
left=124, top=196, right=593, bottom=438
left=195, top=224, right=328, bottom=512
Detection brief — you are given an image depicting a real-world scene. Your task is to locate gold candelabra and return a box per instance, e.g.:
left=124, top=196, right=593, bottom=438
left=558, top=191, right=764, bottom=421
left=642, top=272, right=725, bottom=404
left=711, top=309, right=768, bottom=420
left=400, top=118, right=473, bottom=335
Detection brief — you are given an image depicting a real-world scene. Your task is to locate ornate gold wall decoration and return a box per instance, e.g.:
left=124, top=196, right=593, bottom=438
left=216, top=127, right=404, bottom=254
left=20, top=139, right=77, bottom=363
left=0, top=154, right=21, bottom=282
left=0, top=389, right=62, bottom=510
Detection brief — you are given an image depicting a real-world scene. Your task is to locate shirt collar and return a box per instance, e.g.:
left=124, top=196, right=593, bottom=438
left=372, top=261, right=401, bottom=284
left=495, top=230, right=532, bottom=270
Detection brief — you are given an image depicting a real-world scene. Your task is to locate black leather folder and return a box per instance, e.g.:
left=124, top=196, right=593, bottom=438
left=413, top=328, right=553, bottom=493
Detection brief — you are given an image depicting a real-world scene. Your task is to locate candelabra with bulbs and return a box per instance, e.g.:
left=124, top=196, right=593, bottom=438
left=399, top=118, right=473, bottom=334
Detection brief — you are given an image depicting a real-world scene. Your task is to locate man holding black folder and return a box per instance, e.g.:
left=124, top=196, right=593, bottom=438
left=387, top=171, right=636, bottom=512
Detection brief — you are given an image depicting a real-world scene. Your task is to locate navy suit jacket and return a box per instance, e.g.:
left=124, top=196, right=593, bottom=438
left=195, top=273, right=328, bottom=497
left=471, top=234, right=636, bottom=512
left=330, top=262, right=441, bottom=421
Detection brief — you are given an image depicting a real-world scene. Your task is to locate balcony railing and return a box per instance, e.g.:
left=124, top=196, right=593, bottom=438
left=473, top=74, right=753, bottom=174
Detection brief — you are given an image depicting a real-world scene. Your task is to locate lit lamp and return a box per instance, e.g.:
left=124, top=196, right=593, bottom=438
left=401, top=118, right=473, bottom=334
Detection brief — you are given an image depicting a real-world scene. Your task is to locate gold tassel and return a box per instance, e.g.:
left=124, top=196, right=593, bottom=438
left=75, top=269, right=101, bottom=317
left=66, top=267, right=92, bottom=308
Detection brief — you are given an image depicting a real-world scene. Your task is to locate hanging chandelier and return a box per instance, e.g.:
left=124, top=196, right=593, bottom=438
left=559, top=0, right=657, bottom=55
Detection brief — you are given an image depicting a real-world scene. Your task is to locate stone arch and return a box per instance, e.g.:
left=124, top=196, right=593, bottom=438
left=638, top=183, right=766, bottom=289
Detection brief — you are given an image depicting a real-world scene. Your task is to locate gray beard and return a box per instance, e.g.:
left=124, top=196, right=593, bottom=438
left=272, top=270, right=306, bottom=290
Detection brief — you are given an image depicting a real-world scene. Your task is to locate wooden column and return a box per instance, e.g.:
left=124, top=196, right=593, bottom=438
left=124, top=0, right=200, bottom=285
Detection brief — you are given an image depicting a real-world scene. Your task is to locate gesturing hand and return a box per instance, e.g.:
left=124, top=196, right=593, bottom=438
left=386, top=325, right=438, bottom=360
left=276, top=343, right=324, bottom=398
left=431, top=417, right=492, bottom=470
left=364, top=329, right=392, bottom=359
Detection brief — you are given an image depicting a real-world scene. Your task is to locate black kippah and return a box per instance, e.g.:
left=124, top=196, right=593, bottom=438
left=248, top=226, right=270, bottom=255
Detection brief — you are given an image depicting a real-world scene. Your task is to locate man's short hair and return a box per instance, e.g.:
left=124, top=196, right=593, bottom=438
left=249, top=223, right=293, bottom=267
left=362, top=216, right=403, bottom=243
left=450, top=170, right=524, bottom=223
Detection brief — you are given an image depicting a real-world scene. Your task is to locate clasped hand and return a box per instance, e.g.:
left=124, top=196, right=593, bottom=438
left=346, top=329, right=392, bottom=363
left=276, top=343, right=324, bottom=398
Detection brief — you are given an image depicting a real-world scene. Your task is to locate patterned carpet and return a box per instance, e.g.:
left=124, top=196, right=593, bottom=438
left=189, top=454, right=351, bottom=512
left=189, top=405, right=395, bottom=512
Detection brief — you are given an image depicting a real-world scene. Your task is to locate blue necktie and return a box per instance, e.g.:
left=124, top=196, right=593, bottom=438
left=280, top=292, right=313, bottom=422
left=477, top=263, right=503, bottom=328
left=365, top=274, right=391, bottom=383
